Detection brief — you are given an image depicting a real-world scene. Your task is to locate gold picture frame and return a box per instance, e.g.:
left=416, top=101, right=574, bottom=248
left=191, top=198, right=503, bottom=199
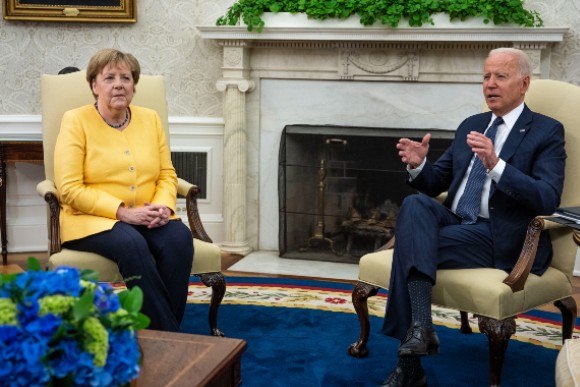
left=3, top=0, right=136, bottom=23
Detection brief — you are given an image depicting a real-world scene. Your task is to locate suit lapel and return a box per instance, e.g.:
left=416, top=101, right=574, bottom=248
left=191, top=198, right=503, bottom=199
left=498, top=104, right=533, bottom=162
left=488, top=105, right=532, bottom=198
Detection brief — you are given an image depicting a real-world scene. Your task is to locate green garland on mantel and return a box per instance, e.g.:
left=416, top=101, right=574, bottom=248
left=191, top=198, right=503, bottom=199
left=216, top=0, right=543, bottom=33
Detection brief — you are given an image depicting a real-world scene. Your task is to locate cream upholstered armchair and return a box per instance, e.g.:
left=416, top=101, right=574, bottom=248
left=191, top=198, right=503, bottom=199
left=348, top=79, right=580, bottom=386
left=37, top=70, right=226, bottom=336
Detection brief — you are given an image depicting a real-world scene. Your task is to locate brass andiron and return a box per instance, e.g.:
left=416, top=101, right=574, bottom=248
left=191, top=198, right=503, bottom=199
left=300, top=159, right=340, bottom=255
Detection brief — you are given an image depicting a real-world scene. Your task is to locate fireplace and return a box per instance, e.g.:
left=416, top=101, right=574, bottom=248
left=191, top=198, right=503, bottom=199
left=278, top=124, right=453, bottom=262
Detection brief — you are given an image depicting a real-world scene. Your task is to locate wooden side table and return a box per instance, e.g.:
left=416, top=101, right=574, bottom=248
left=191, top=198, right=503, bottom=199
left=0, top=141, right=44, bottom=265
left=135, top=330, right=247, bottom=386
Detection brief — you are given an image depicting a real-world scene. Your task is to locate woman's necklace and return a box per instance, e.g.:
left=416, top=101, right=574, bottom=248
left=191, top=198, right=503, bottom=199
left=94, top=103, right=129, bottom=129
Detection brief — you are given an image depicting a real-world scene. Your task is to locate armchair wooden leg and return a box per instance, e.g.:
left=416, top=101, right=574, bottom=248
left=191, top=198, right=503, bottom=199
left=197, top=272, right=226, bottom=337
left=554, top=296, right=578, bottom=342
left=348, top=281, right=379, bottom=358
left=459, top=311, right=473, bottom=334
left=478, top=316, right=516, bottom=387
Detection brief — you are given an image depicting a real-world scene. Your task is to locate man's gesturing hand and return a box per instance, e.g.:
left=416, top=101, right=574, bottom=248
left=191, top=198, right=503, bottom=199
left=396, top=133, right=431, bottom=169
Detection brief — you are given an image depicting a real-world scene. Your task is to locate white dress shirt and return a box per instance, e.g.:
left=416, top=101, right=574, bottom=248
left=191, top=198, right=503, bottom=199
left=408, top=102, right=525, bottom=219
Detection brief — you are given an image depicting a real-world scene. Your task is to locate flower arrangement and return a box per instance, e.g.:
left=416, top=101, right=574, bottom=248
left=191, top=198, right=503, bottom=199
left=0, top=258, right=150, bottom=386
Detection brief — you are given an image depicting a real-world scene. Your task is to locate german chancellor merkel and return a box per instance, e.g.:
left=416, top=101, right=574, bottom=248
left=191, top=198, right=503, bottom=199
left=54, top=48, right=193, bottom=332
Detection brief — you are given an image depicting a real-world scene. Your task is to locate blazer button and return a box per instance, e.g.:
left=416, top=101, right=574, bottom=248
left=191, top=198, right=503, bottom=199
left=130, top=185, right=136, bottom=192
left=129, top=166, right=135, bottom=172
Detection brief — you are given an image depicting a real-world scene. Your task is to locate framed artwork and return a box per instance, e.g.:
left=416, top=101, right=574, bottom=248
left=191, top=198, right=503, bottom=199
left=3, top=0, right=137, bottom=23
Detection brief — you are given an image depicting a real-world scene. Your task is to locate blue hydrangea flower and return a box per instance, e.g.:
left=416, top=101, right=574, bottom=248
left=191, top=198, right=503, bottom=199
left=93, top=283, right=120, bottom=314
left=0, top=263, right=142, bottom=386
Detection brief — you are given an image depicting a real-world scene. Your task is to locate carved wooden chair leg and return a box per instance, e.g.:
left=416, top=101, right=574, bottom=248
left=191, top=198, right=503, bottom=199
left=459, top=311, right=473, bottom=334
left=348, top=281, right=379, bottom=358
left=478, top=316, right=516, bottom=387
left=554, top=296, right=578, bottom=342
left=198, top=272, right=226, bottom=337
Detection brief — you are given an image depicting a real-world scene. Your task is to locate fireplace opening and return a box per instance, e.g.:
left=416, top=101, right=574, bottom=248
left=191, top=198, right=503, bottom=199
left=278, top=124, right=454, bottom=263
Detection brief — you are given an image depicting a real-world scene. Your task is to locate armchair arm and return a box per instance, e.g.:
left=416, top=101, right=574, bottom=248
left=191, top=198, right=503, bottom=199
left=36, top=179, right=62, bottom=255
left=502, top=216, right=567, bottom=292
left=177, top=177, right=213, bottom=243
left=35, top=177, right=214, bottom=254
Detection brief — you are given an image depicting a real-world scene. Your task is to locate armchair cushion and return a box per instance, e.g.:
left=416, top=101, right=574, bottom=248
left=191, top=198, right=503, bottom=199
left=48, top=238, right=221, bottom=282
left=358, top=249, right=572, bottom=320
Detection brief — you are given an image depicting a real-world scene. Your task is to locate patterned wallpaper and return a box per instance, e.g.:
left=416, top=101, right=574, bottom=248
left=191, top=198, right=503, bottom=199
left=0, top=0, right=578, bottom=116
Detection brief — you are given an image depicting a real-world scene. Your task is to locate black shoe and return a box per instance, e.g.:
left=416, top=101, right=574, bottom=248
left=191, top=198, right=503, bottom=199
left=398, top=322, right=439, bottom=357
left=380, top=366, right=427, bottom=387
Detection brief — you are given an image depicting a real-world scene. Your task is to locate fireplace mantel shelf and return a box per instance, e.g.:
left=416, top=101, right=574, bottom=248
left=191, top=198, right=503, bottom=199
left=197, top=25, right=568, bottom=43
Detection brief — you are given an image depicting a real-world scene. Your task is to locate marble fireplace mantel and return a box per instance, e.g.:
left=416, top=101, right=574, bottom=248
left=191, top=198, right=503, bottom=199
left=197, top=20, right=568, bottom=255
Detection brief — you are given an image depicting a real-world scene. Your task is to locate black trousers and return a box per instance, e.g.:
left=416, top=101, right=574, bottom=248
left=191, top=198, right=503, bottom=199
left=382, top=193, right=494, bottom=341
left=63, top=220, right=194, bottom=332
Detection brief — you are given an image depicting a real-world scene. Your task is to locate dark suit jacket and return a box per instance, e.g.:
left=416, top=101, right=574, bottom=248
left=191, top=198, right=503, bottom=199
left=409, top=104, right=566, bottom=274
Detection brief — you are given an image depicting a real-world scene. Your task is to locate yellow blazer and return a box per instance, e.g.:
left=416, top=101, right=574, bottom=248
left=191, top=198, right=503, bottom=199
left=54, top=104, right=178, bottom=243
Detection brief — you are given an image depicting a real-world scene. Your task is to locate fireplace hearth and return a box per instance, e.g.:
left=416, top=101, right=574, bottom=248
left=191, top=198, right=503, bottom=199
left=279, top=124, right=453, bottom=263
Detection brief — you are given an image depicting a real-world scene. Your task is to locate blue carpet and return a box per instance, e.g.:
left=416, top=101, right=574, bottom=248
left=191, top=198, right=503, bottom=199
left=180, top=276, right=563, bottom=387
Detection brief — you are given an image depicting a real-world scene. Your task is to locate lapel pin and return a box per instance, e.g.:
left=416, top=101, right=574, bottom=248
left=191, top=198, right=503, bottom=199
left=519, top=128, right=527, bottom=133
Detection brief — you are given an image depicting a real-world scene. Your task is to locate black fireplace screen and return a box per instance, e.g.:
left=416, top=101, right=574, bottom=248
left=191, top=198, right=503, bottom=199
left=278, top=124, right=453, bottom=263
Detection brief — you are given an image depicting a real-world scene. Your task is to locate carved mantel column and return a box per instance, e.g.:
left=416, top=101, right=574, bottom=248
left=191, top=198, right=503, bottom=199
left=216, top=45, right=255, bottom=254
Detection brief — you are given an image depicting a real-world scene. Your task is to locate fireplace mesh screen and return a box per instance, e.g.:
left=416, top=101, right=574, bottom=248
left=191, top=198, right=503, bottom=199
left=279, top=125, right=453, bottom=263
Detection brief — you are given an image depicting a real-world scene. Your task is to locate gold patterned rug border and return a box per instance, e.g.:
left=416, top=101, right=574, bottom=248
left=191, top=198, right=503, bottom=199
left=111, top=281, right=578, bottom=350
left=193, top=284, right=578, bottom=350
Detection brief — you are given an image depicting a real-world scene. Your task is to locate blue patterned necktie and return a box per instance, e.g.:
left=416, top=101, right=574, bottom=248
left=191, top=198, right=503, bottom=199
left=455, top=116, right=504, bottom=224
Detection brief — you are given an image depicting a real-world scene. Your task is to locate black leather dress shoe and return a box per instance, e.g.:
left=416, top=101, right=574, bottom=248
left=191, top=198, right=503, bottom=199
left=398, top=322, right=439, bottom=357
left=380, top=366, right=427, bottom=387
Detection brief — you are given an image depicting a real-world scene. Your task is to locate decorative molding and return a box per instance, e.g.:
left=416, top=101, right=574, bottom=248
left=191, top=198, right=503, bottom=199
left=340, top=50, right=419, bottom=80
left=197, top=25, right=568, bottom=44
left=0, top=115, right=42, bottom=140
left=216, top=79, right=256, bottom=93
left=0, top=115, right=224, bottom=138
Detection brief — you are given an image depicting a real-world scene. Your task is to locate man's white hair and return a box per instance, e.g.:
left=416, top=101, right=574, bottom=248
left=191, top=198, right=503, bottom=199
left=488, top=47, right=532, bottom=78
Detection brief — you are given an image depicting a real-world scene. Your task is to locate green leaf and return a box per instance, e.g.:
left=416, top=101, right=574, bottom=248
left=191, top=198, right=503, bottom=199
left=134, top=313, right=151, bottom=330
left=120, top=287, right=144, bottom=314
left=73, top=288, right=95, bottom=322
left=80, top=269, right=99, bottom=282
left=0, top=273, right=17, bottom=286
left=27, top=257, right=42, bottom=272
left=214, top=0, right=543, bottom=31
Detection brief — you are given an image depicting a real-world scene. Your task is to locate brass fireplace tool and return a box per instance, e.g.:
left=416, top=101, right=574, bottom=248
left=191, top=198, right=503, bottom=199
left=299, top=159, right=340, bottom=255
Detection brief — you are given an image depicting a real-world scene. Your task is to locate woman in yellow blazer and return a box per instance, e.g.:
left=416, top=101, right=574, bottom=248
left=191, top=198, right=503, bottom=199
left=54, top=48, right=193, bottom=332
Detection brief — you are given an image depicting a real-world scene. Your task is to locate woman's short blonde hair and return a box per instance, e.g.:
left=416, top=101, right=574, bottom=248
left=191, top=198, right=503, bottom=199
left=86, top=48, right=141, bottom=98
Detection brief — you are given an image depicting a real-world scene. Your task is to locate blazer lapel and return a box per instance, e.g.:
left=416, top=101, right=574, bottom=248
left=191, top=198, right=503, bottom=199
left=488, top=105, right=532, bottom=198
left=498, top=104, right=533, bottom=162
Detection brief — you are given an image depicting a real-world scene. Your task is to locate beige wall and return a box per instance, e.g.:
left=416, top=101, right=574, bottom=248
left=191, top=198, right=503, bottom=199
left=0, top=0, right=233, bottom=117
left=1, top=0, right=580, bottom=118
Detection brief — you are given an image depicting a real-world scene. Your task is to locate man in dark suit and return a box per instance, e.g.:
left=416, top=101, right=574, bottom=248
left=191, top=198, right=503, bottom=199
left=381, top=48, right=566, bottom=387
